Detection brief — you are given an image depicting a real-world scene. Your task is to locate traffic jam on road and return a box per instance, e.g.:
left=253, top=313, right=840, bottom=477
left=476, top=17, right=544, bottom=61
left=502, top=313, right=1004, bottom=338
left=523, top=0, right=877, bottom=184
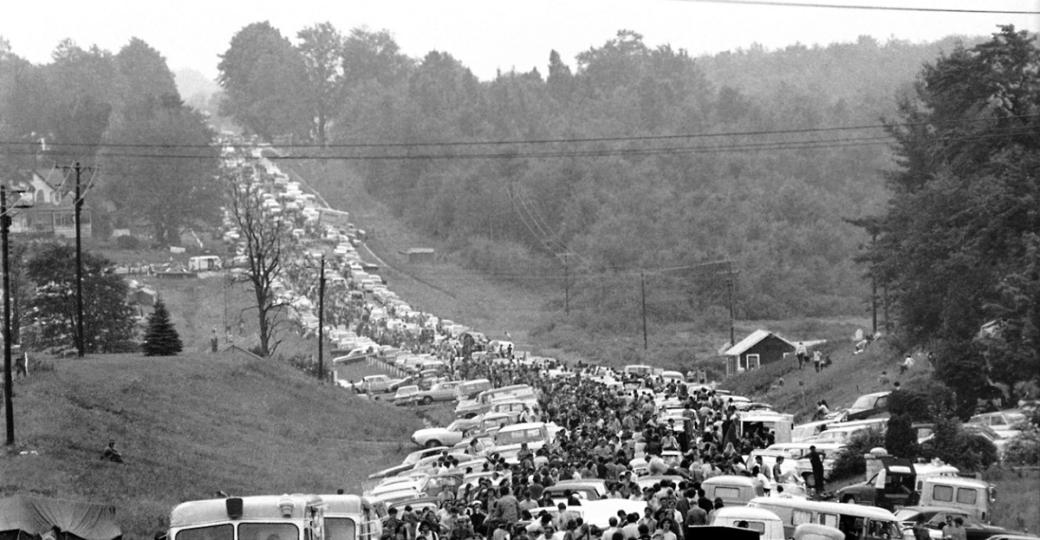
left=166, top=143, right=1027, bottom=540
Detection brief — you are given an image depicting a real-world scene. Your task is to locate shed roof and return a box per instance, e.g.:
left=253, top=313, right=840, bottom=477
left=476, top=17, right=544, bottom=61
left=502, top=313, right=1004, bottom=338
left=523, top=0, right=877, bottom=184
left=723, top=330, right=795, bottom=356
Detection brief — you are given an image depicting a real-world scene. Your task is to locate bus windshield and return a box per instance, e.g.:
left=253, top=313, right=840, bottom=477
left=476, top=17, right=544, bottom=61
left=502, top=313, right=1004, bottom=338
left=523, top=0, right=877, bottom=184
left=325, top=518, right=357, bottom=540
left=176, top=524, right=234, bottom=540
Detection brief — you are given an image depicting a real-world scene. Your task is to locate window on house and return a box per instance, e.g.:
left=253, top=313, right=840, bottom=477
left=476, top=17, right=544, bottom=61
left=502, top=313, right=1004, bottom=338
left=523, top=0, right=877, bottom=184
left=746, top=354, right=761, bottom=370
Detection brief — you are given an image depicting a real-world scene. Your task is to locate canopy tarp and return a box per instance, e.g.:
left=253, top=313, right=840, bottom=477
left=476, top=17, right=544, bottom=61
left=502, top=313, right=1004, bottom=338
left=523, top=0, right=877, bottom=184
left=0, top=495, right=121, bottom=540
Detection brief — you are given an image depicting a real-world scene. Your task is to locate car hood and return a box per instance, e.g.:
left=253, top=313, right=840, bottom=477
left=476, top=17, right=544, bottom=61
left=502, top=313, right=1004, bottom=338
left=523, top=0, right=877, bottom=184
left=412, top=427, right=456, bottom=437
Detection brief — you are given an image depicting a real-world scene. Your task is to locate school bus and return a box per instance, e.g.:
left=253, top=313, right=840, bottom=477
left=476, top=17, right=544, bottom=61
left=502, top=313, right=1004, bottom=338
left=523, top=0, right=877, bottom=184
left=168, top=495, right=324, bottom=540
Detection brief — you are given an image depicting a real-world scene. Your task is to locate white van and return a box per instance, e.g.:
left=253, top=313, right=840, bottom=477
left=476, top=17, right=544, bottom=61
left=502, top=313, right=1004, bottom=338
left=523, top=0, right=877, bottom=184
left=918, top=476, right=995, bottom=523
left=748, top=496, right=904, bottom=540
left=711, top=506, right=785, bottom=540
left=702, top=475, right=764, bottom=507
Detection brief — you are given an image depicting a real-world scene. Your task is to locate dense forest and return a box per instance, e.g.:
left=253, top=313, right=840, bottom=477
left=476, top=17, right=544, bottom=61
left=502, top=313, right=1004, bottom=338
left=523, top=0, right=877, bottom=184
left=0, top=38, right=218, bottom=245
left=217, top=24, right=983, bottom=329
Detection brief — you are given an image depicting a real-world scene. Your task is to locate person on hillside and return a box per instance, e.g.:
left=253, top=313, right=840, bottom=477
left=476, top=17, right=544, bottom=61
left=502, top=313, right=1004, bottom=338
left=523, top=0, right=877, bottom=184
left=901, top=354, right=915, bottom=375
left=100, top=439, right=124, bottom=463
left=812, top=350, right=823, bottom=373
left=795, top=342, right=808, bottom=369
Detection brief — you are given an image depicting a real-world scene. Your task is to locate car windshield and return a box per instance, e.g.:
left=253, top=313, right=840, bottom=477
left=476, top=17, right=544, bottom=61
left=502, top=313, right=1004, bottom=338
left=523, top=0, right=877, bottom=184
left=850, top=395, right=876, bottom=409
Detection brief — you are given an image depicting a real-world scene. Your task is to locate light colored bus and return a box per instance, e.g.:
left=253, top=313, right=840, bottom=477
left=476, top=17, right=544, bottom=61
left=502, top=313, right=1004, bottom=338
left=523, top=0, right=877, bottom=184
left=168, top=495, right=324, bottom=540
left=322, top=494, right=383, bottom=540
left=747, top=496, right=903, bottom=540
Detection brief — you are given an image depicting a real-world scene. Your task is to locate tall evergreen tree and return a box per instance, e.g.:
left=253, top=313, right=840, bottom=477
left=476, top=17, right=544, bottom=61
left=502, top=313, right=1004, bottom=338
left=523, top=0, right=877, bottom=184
left=143, top=299, right=182, bottom=356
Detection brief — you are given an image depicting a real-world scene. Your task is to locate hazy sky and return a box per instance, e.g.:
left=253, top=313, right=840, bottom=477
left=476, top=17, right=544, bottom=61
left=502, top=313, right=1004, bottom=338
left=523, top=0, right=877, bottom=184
left=2, top=0, right=1038, bottom=81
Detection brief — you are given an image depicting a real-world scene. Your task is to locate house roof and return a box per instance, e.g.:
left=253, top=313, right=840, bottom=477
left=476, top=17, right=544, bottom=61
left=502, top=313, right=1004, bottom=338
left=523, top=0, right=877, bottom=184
left=723, top=329, right=795, bottom=356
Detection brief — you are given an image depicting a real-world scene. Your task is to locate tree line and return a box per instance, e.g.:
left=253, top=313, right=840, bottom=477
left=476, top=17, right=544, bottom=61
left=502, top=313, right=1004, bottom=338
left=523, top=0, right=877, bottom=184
left=216, top=22, right=980, bottom=329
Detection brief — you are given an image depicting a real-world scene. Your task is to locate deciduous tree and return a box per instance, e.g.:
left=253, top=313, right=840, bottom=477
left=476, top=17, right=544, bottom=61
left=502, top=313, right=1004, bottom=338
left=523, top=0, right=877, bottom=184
left=24, top=243, right=135, bottom=353
left=225, top=167, right=292, bottom=357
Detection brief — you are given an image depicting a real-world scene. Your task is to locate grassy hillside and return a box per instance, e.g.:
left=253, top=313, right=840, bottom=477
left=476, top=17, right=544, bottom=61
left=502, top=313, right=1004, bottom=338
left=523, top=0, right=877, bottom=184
left=0, top=353, right=422, bottom=539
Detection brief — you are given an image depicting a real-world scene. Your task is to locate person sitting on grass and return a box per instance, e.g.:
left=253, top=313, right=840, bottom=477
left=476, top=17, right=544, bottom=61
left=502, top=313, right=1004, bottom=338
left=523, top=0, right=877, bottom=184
left=100, top=439, right=124, bottom=463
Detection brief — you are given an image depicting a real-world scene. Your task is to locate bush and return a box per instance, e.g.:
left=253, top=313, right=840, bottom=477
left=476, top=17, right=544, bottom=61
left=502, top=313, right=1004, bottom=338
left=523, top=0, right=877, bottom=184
left=830, top=428, right=887, bottom=481
left=887, top=379, right=956, bottom=422
left=885, top=414, right=919, bottom=458
left=1003, top=427, right=1040, bottom=466
left=920, top=418, right=999, bottom=471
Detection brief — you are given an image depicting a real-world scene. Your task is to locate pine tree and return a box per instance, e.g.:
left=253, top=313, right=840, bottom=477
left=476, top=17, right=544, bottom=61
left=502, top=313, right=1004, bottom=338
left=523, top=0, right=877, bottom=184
left=142, top=299, right=182, bottom=356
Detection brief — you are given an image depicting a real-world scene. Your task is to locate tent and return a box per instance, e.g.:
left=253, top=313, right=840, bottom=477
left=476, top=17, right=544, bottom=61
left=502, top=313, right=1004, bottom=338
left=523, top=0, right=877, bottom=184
left=0, top=495, right=121, bottom=540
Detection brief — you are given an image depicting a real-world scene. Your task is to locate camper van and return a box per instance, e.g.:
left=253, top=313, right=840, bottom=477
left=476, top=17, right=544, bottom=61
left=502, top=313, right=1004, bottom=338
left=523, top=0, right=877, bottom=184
left=748, top=496, right=905, bottom=540
left=168, top=494, right=325, bottom=540
left=702, top=475, right=765, bottom=507
left=710, top=507, right=786, bottom=540
left=917, top=476, right=996, bottom=523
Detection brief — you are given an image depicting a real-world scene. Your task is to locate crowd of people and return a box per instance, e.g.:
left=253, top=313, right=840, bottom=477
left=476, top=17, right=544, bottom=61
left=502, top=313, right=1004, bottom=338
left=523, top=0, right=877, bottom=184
left=364, top=352, right=821, bottom=540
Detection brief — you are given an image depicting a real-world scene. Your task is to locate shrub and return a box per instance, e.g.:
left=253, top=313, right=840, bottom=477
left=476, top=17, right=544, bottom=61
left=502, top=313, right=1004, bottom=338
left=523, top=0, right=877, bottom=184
left=920, top=418, right=999, bottom=471
left=885, top=413, right=919, bottom=458
left=830, top=428, right=887, bottom=481
left=887, top=379, right=956, bottom=422
left=1003, top=426, right=1040, bottom=466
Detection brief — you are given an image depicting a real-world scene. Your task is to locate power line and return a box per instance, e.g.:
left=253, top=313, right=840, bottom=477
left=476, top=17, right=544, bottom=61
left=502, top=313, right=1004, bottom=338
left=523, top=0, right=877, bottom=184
left=2, top=113, right=1036, bottom=151
left=677, top=0, right=1040, bottom=14
left=4, top=125, right=1032, bottom=161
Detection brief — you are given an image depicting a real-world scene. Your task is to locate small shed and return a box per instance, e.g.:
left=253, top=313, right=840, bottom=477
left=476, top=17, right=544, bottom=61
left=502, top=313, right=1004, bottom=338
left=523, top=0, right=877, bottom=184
left=402, top=248, right=435, bottom=264
left=722, top=329, right=795, bottom=375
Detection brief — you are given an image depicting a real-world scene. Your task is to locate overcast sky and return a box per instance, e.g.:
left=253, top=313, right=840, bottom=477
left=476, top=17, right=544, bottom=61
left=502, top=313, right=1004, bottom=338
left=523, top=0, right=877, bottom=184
left=2, top=0, right=1037, bottom=81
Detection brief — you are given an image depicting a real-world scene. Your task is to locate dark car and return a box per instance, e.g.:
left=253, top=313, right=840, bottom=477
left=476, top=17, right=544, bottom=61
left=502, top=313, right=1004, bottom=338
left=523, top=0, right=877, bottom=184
left=894, top=506, right=1011, bottom=540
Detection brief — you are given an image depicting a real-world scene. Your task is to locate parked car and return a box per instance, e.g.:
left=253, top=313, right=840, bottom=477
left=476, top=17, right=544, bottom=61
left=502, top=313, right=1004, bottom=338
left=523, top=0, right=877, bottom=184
left=357, top=374, right=406, bottom=394
left=410, top=418, right=481, bottom=448
left=845, top=391, right=892, bottom=421
left=410, top=381, right=463, bottom=405
left=391, top=385, right=422, bottom=406
left=968, top=410, right=1029, bottom=439
left=541, top=480, right=608, bottom=503
left=894, top=506, right=1011, bottom=540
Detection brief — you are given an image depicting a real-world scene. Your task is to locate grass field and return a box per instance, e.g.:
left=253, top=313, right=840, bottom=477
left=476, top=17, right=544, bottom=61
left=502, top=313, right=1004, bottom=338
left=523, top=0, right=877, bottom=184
left=0, top=352, right=422, bottom=539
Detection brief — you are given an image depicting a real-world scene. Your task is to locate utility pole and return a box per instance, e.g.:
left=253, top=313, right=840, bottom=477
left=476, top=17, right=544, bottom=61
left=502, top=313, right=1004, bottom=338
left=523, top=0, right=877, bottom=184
left=870, top=231, right=878, bottom=337
left=2, top=186, right=15, bottom=445
left=640, top=271, right=648, bottom=351
left=317, top=255, right=326, bottom=382
left=73, top=163, right=85, bottom=357
left=563, top=254, right=570, bottom=315
left=727, top=267, right=736, bottom=348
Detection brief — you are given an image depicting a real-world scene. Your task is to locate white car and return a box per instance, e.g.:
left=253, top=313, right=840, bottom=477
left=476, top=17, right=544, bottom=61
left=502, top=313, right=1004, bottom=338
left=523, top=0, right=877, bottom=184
left=410, top=418, right=480, bottom=448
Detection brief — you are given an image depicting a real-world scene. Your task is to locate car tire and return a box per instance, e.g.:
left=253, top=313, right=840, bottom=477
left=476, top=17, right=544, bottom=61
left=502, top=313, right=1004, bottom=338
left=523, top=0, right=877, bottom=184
left=425, top=440, right=441, bottom=448
left=422, top=396, right=433, bottom=405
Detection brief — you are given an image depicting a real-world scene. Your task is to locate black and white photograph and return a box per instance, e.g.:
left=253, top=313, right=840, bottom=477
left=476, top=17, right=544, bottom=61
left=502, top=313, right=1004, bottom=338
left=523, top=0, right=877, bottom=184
left=0, top=1, right=1037, bottom=539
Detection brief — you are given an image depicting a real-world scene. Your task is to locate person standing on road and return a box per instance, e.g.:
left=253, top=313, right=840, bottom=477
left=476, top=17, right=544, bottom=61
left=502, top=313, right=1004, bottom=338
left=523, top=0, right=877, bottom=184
left=809, top=445, right=825, bottom=497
